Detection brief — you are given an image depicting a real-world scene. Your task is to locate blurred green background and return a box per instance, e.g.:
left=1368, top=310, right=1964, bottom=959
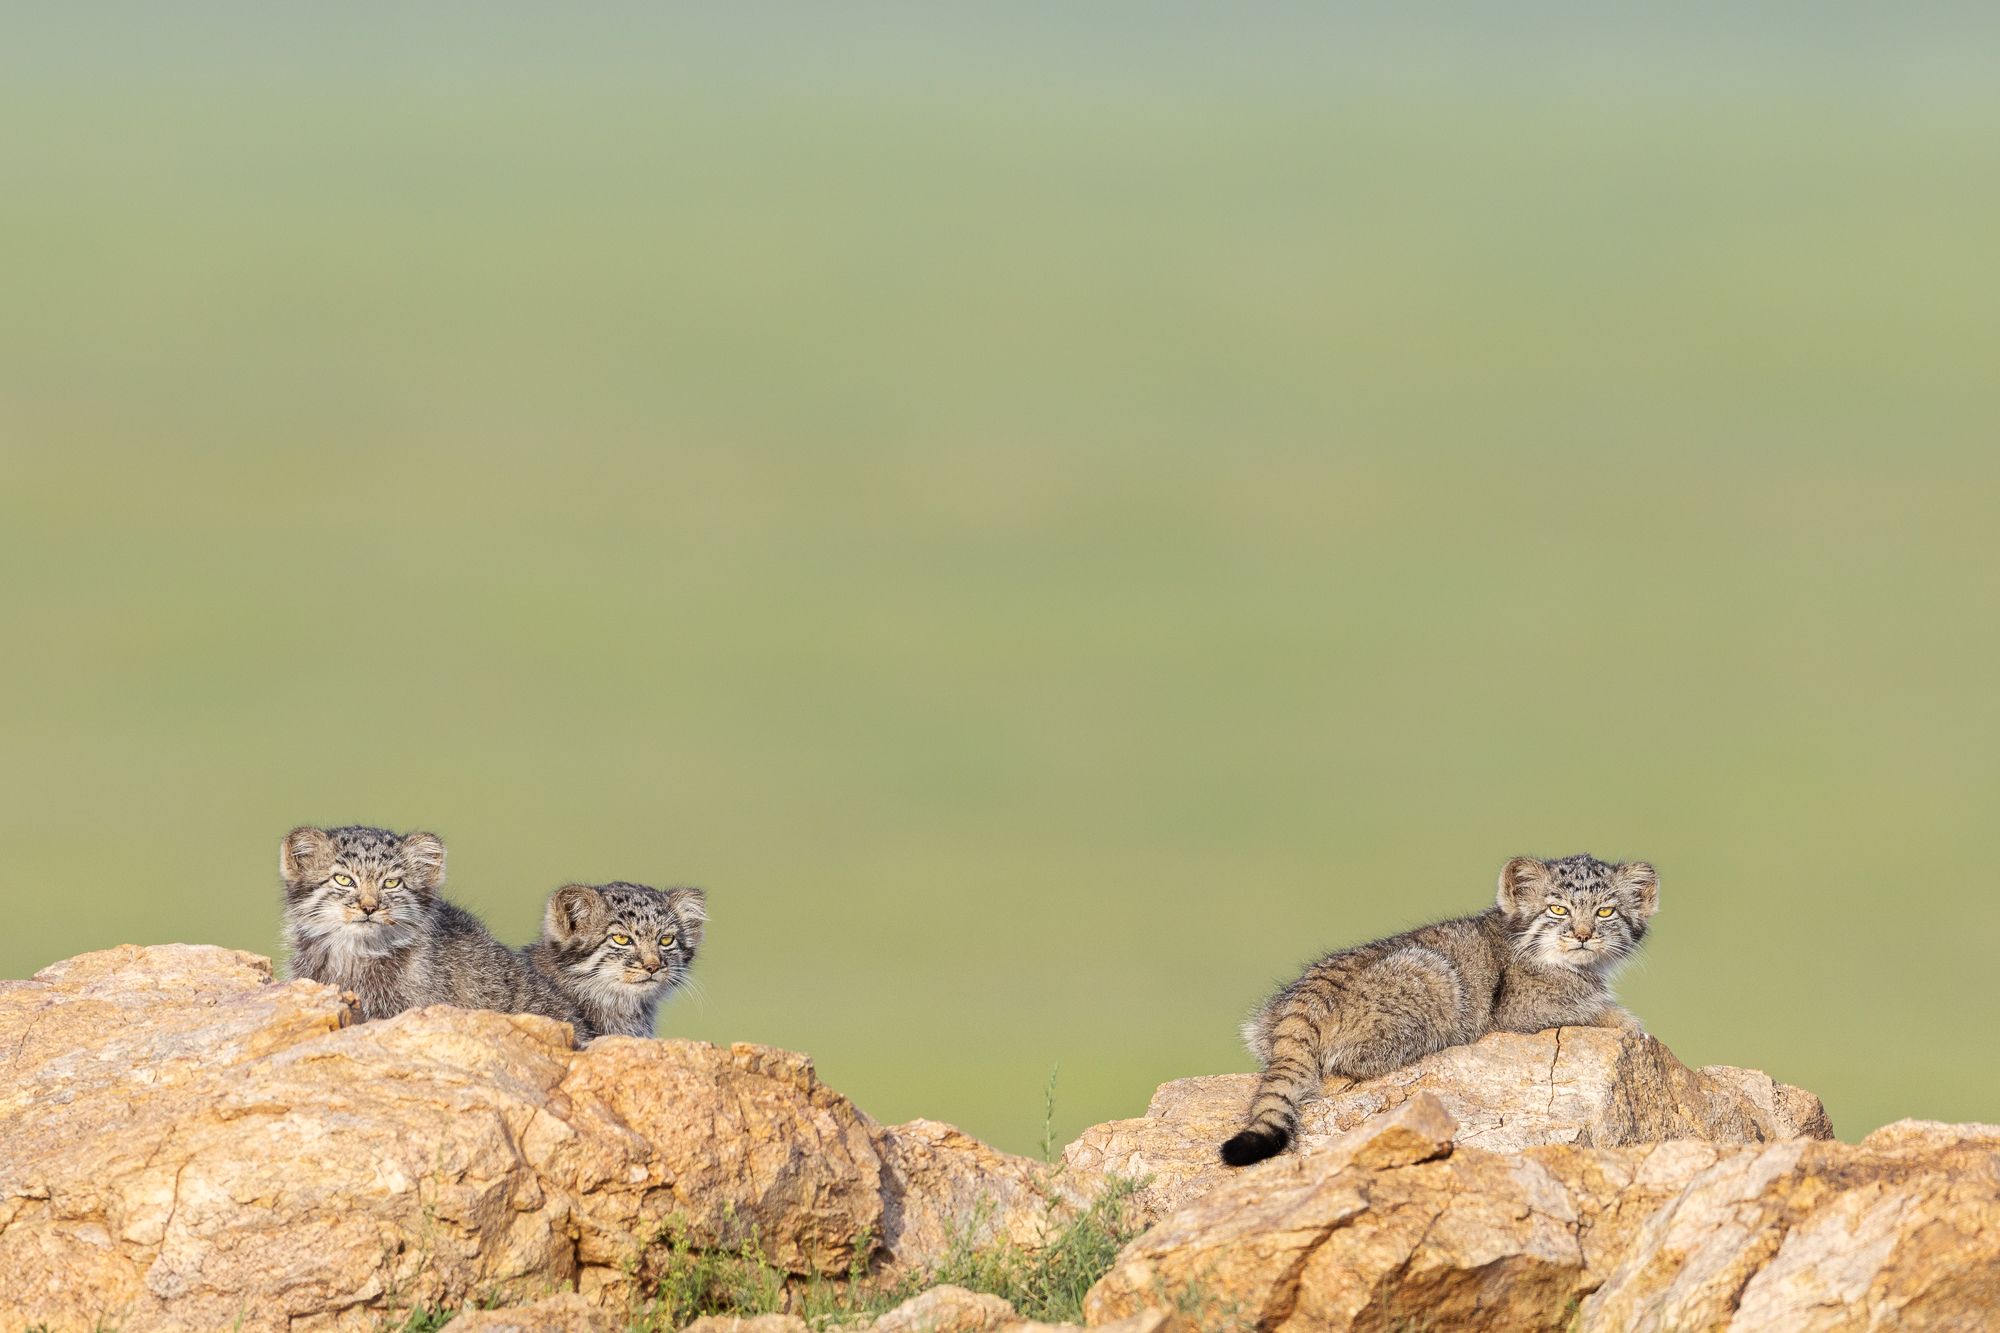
left=4, top=5, right=1997, bottom=1155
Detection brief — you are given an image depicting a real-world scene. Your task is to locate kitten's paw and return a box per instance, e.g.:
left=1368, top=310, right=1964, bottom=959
left=1601, top=1006, right=1647, bottom=1035
left=1220, top=1127, right=1290, bottom=1167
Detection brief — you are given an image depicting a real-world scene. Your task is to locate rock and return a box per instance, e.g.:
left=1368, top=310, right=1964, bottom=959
left=1330, top=1090, right=1458, bottom=1170
left=849, top=1289, right=1181, bottom=1333
left=1582, top=1128, right=2000, bottom=1331
left=874, top=1121, right=1077, bottom=1268
left=12, top=944, right=1945, bottom=1333
left=1066, top=1315, right=1181, bottom=1333
left=1696, top=1062, right=1839, bottom=1141
left=551, top=1037, right=884, bottom=1286
left=869, top=1283, right=1018, bottom=1333
left=680, top=1317, right=813, bottom=1333
left=439, top=1293, right=618, bottom=1332
left=1063, top=1026, right=1833, bottom=1224
left=997, top=1312, right=1180, bottom=1333
left=0, top=946, right=1050, bottom=1332
left=1086, top=1123, right=2000, bottom=1331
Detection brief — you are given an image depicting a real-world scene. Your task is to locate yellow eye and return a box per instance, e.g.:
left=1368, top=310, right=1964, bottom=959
left=383, top=877, right=402, bottom=890
left=333, top=874, right=355, bottom=887
left=659, top=933, right=676, bottom=949
left=1548, top=904, right=1569, bottom=916
left=609, top=934, right=631, bottom=946
left=1596, top=906, right=1615, bottom=918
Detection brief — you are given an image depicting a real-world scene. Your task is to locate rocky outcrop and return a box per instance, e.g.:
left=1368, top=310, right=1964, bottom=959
left=10, top=944, right=1990, bottom=1333
left=1086, top=1100, right=2000, bottom=1332
left=1063, top=1025, right=1834, bottom=1225
left=0, top=946, right=1064, bottom=1333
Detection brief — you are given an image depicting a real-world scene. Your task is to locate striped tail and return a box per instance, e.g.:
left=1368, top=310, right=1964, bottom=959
left=1219, top=1023, right=1321, bottom=1166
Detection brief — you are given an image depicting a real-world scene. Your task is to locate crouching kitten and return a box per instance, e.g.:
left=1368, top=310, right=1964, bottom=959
left=522, top=881, right=706, bottom=1040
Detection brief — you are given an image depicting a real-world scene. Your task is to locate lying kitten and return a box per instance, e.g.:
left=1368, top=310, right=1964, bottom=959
left=522, top=881, right=706, bottom=1040
left=281, top=825, right=585, bottom=1037
left=1221, top=853, right=1658, bottom=1167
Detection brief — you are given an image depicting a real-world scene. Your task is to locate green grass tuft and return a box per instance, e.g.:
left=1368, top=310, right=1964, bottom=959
left=630, top=1220, right=791, bottom=1329
left=618, top=1172, right=1145, bottom=1330
left=919, top=1175, right=1144, bottom=1324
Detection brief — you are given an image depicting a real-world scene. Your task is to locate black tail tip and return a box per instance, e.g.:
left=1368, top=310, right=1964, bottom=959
left=1220, top=1127, right=1289, bottom=1167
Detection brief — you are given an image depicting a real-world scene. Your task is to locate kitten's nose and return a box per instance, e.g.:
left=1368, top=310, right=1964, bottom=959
left=358, top=899, right=380, bottom=915
left=1571, top=926, right=1593, bottom=941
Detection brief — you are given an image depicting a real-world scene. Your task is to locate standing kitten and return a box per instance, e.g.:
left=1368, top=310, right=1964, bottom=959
left=522, top=881, right=706, bottom=1039
left=1221, top=853, right=1658, bottom=1167
left=281, top=824, right=585, bottom=1036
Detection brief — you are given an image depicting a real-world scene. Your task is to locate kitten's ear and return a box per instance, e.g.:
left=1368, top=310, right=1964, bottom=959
left=1496, top=856, right=1552, bottom=916
left=667, top=886, right=706, bottom=949
left=400, top=832, right=447, bottom=892
left=281, top=827, right=333, bottom=883
left=1613, top=861, right=1660, bottom=919
left=545, top=883, right=605, bottom=942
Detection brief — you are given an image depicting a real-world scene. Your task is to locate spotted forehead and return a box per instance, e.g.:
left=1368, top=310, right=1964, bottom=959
left=327, top=826, right=406, bottom=865
left=596, top=884, right=681, bottom=926
left=1545, top=854, right=1615, bottom=894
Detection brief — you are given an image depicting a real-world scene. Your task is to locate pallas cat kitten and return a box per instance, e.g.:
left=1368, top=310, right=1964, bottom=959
left=1221, top=853, right=1658, bottom=1167
left=280, top=824, right=584, bottom=1035
left=522, top=881, right=705, bottom=1040
left=280, top=824, right=445, bottom=1018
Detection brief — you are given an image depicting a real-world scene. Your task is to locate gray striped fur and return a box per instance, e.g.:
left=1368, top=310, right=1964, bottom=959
left=1221, top=854, right=1658, bottom=1166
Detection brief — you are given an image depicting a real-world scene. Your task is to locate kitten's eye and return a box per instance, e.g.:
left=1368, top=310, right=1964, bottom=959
left=383, top=877, right=402, bottom=890
left=1548, top=904, right=1569, bottom=916
left=333, top=874, right=355, bottom=887
left=659, top=933, right=676, bottom=949
left=1596, top=906, right=1615, bottom=918
left=609, top=934, right=631, bottom=946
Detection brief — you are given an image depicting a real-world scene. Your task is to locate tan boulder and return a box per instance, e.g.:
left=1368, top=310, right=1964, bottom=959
left=680, top=1317, right=813, bottom=1333
left=1063, top=1026, right=1833, bottom=1224
left=438, top=1292, right=618, bottom=1332
left=997, top=1313, right=1181, bottom=1333
left=549, top=1037, right=884, bottom=1286
left=1087, top=1116, right=2000, bottom=1332
left=873, top=1120, right=1078, bottom=1267
left=868, top=1283, right=1018, bottom=1333
left=0, top=946, right=1047, bottom=1332
left=1692, top=1061, right=1838, bottom=1142
left=845, top=1288, right=1183, bottom=1333
left=1581, top=1122, right=2000, bottom=1331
